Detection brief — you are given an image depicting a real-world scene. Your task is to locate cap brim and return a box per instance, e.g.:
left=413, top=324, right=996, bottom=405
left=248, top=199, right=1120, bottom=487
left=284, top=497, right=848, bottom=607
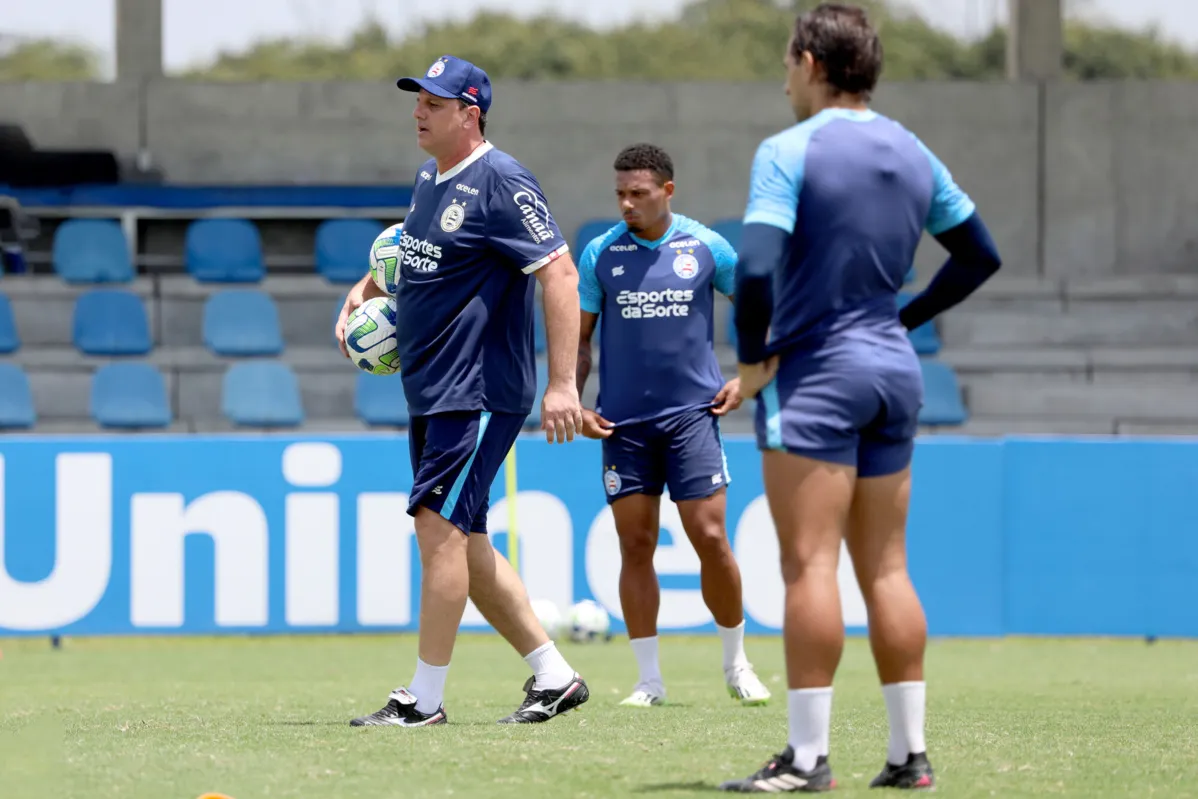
left=396, top=77, right=458, bottom=99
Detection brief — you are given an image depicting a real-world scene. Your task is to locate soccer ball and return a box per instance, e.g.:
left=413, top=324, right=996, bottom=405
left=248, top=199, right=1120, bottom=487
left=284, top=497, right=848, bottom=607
left=530, top=598, right=564, bottom=640
left=345, top=296, right=400, bottom=375
left=369, top=223, right=403, bottom=294
left=568, top=599, right=612, bottom=643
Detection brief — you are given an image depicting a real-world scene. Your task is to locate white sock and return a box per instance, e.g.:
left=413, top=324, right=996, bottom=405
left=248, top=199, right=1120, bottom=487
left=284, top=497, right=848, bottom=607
left=408, top=658, right=449, bottom=715
left=787, top=687, right=833, bottom=772
left=882, top=681, right=927, bottom=765
left=716, top=620, right=751, bottom=673
left=629, top=636, right=664, bottom=692
left=524, top=641, right=575, bottom=690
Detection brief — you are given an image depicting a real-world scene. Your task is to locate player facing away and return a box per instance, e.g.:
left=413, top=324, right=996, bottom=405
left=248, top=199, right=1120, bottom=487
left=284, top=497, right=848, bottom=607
left=576, top=144, right=772, bottom=709
left=719, top=5, right=1001, bottom=793
left=334, top=55, right=590, bottom=727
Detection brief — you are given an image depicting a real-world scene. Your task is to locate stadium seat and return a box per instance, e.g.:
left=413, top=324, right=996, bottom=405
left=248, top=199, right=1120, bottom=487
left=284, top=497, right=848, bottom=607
left=711, top=218, right=743, bottom=253
left=222, top=362, right=304, bottom=427
left=525, top=359, right=551, bottom=429
left=315, top=218, right=382, bottom=283
left=0, top=293, right=18, bottom=352
left=203, top=290, right=284, bottom=356
left=355, top=372, right=410, bottom=427
left=0, top=364, right=35, bottom=429
left=91, top=363, right=171, bottom=429
left=918, top=359, right=967, bottom=426
left=73, top=289, right=152, bottom=355
left=899, top=292, right=941, bottom=355
left=185, top=218, right=265, bottom=283
left=575, top=219, right=620, bottom=255
left=52, top=218, right=134, bottom=284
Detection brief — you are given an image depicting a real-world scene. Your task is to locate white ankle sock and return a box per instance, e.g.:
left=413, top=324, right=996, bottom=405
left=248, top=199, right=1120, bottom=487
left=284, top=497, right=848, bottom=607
left=524, top=641, right=575, bottom=690
left=882, top=681, right=926, bottom=765
left=716, top=620, right=751, bottom=673
left=408, top=658, right=449, bottom=715
left=629, top=636, right=664, bottom=692
left=787, top=687, right=833, bottom=772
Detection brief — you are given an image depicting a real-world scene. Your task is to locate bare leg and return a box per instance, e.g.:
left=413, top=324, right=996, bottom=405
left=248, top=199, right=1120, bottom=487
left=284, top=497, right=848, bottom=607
left=676, top=489, right=743, bottom=629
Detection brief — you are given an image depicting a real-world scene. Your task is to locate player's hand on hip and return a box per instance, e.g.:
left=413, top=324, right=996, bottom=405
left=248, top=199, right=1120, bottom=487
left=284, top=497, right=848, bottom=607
left=737, top=357, right=779, bottom=400
left=541, top=384, right=584, bottom=444
left=711, top=378, right=743, bottom=416
left=581, top=409, right=614, bottom=439
left=335, top=275, right=386, bottom=359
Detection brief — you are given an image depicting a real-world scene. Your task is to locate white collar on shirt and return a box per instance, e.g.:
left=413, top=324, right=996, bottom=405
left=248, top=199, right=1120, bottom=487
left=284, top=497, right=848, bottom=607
left=436, top=141, right=494, bottom=184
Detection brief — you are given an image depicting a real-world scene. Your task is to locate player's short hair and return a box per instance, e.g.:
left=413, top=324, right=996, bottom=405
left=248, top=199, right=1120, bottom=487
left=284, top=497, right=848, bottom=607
left=791, top=3, right=883, bottom=99
left=613, top=144, right=674, bottom=186
left=459, top=100, right=487, bottom=136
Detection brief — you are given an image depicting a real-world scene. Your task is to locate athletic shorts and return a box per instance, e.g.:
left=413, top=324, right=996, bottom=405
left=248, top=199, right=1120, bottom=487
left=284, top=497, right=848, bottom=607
left=407, top=410, right=525, bottom=535
left=601, top=407, right=730, bottom=505
left=755, top=345, right=923, bottom=478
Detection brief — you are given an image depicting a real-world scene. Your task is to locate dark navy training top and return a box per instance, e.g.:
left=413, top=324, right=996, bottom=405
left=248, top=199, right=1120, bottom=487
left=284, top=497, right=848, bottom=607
left=394, top=142, right=568, bottom=417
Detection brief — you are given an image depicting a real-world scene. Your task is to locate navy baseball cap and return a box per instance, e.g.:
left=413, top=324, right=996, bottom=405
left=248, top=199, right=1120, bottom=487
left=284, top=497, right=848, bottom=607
left=397, top=55, right=492, bottom=113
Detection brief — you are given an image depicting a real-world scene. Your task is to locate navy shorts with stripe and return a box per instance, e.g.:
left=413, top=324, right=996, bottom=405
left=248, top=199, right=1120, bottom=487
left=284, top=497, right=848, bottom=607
left=407, top=410, right=525, bottom=535
left=755, top=342, right=923, bottom=478
left=601, top=407, right=730, bottom=505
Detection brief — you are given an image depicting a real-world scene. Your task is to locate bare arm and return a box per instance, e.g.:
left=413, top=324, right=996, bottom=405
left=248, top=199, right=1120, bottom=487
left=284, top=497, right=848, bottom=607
left=535, top=253, right=585, bottom=443
left=577, top=311, right=598, bottom=397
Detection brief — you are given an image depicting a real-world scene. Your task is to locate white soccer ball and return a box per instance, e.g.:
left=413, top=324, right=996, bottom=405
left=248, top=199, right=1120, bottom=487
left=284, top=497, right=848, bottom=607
left=369, top=223, right=403, bottom=295
left=568, top=599, right=612, bottom=644
left=530, top=598, right=564, bottom=640
left=345, top=296, right=400, bottom=375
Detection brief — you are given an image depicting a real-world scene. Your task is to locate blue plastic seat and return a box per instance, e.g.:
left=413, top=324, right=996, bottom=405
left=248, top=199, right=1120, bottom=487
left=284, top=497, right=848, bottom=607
left=222, top=362, right=304, bottom=427
left=898, top=292, right=941, bottom=355
left=355, top=372, right=411, bottom=427
left=91, top=363, right=171, bottom=429
left=203, top=290, right=283, bottom=356
left=315, top=219, right=382, bottom=283
left=73, top=289, right=152, bottom=355
left=0, top=364, right=35, bottom=429
left=575, top=219, right=621, bottom=255
left=919, top=359, right=967, bottom=426
left=52, top=218, right=134, bottom=283
left=0, top=293, right=18, bottom=352
left=525, top=359, right=551, bottom=429
left=185, top=218, right=264, bottom=283
left=710, top=218, right=743, bottom=254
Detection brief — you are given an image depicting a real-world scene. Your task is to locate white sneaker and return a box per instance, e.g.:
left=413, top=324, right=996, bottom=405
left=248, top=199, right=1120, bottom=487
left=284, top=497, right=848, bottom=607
left=619, top=684, right=666, bottom=707
left=726, top=665, right=771, bottom=706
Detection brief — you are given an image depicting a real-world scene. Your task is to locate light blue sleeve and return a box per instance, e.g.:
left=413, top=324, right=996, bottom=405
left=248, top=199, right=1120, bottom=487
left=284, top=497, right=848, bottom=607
left=916, top=139, right=977, bottom=236
left=707, top=231, right=738, bottom=297
left=743, top=136, right=805, bottom=234
left=577, top=237, right=604, bottom=314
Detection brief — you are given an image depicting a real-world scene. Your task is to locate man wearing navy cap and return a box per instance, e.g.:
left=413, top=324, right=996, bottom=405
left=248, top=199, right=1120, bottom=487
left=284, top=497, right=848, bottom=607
left=337, top=55, right=590, bottom=728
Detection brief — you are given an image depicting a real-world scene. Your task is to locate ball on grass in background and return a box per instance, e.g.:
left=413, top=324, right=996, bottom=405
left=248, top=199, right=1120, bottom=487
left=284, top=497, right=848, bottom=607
left=345, top=296, right=400, bottom=375
left=369, top=223, right=403, bottom=295
left=568, top=599, right=612, bottom=643
left=530, top=598, right=564, bottom=641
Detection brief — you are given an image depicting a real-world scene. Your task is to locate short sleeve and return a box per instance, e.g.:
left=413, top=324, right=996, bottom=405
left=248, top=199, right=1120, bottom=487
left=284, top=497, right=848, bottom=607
left=486, top=176, right=570, bottom=273
left=578, top=238, right=604, bottom=314
left=917, top=141, right=976, bottom=236
left=707, top=232, right=738, bottom=297
left=742, top=138, right=802, bottom=234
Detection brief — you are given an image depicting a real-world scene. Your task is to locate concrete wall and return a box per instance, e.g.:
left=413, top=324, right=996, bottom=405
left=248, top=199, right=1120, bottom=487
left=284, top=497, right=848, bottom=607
left=3, top=80, right=1198, bottom=276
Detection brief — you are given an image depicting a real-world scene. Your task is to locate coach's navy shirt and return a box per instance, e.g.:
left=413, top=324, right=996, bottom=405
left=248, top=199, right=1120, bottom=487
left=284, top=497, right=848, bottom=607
left=578, top=214, right=736, bottom=426
left=744, top=108, right=975, bottom=355
left=395, top=142, right=568, bottom=417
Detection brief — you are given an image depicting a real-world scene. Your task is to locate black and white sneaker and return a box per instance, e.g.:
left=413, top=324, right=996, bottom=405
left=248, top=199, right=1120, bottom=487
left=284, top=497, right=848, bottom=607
left=497, top=673, right=590, bottom=723
left=869, top=752, right=935, bottom=790
left=349, top=687, right=447, bottom=727
left=720, top=746, right=836, bottom=793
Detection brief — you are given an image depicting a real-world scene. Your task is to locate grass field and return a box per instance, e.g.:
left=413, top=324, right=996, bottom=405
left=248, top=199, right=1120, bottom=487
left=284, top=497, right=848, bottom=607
left=2, top=634, right=1197, bottom=798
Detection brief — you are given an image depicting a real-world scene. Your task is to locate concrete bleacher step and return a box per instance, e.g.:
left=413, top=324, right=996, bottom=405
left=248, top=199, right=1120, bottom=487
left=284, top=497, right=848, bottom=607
left=923, top=417, right=1117, bottom=436
left=962, top=376, right=1198, bottom=420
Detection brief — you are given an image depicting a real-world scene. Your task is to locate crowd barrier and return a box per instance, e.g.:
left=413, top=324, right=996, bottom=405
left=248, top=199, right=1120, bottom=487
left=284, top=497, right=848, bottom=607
left=1, top=435, right=1194, bottom=638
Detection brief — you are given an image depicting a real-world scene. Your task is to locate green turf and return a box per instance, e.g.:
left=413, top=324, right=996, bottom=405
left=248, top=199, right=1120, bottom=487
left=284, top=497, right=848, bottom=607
left=2, top=634, right=1197, bottom=798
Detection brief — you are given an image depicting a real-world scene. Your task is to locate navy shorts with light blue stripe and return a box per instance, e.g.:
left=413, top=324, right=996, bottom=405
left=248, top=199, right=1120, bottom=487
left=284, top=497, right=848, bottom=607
left=407, top=410, right=525, bottom=535
left=600, top=407, right=731, bottom=505
left=754, top=345, right=923, bottom=478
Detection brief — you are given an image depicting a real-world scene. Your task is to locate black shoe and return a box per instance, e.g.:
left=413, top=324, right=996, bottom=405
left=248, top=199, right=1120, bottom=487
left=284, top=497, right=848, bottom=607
left=870, top=752, right=935, bottom=790
left=719, top=747, right=836, bottom=793
left=497, top=673, right=590, bottom=723
left=349, top=687, right=447, bottom=727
